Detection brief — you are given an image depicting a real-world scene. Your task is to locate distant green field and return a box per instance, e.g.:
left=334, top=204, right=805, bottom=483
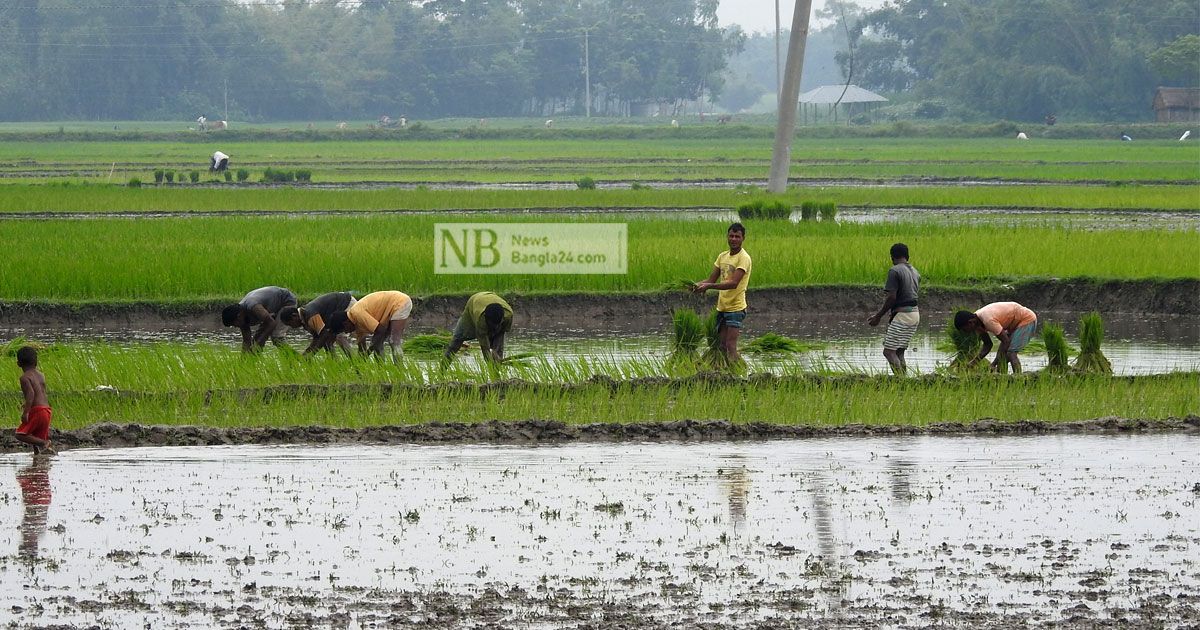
left=1, top=137, right=1196, bottom=184
left=0, top=215, right=1192, bottom=303
left=0, top=184, right=1195, bottom=214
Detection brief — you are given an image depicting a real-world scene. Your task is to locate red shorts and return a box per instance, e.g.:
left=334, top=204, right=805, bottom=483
left=16, top=405, right=51, bottom=441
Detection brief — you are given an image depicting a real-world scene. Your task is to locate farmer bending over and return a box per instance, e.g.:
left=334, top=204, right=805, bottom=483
left=954, top=302, right=1039, bottom=374
left=210, top=151, right=229, bottom=173
left=281, top=291, right=356, bottom=356
left=311, top=290, right=412, bottom=360
left=691, top=222, right=752, bottom=366
left=443, top=292, right=513, bottom=364
left=223, top=286, right=297, bottom=352
left=868, top=243, right=920, bottom=375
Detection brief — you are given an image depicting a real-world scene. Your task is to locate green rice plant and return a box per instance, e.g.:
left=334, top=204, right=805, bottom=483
left=223, top=171, right=232, bottom=182
left=126, top=177, right=142, bottom=188
left=164, top=171, right=174, bottom=183
left=799, top=201, right=819, bottom=221
left=736, top=199, right=790, bottom=220
left=1074, top=311, right=1113, bottom=374
left=153, top=169, right=164, bottom=184
left=818, top=201, right=838, bottom=221
left=946, top=309, right=984, bottom=372
left=743, top=333, right=820, bottom=354
left=236, top=168, right=250, bottom=182
left=576, top=176, right=596, bottom=190
left=403, top=332, right=452, bottom=358
left=1041, top=323, right=1072, bottom=372
left=295, top=169, right=312, bottom=182
left=189, top=171, right=200, bottom=183
left=670, top=308, right=704, bottom=355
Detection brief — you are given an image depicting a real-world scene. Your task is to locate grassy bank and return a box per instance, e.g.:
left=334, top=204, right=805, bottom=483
left=0, top=215, right=1193, bottom=302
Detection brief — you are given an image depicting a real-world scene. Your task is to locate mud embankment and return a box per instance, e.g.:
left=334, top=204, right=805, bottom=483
left=1, top=279, right=1196, bottom=332
left=0, top=415, right=1195, bottom=452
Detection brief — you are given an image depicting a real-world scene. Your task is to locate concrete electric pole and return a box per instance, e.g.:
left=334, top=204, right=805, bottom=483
left=767, top=0, right=814, bottom=193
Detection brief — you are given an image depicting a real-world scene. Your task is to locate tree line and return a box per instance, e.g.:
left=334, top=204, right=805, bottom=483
left=844, top=0, right=1199, bottom=121
left=0, top=0, right=742, bottom=121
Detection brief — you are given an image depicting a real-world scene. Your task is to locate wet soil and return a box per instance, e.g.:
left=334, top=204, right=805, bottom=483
left=1, top=414, right=1196, bottom=452
left=1, top=436, right=1197, bottom=628
left=1, top=280, right=1197, bottom=333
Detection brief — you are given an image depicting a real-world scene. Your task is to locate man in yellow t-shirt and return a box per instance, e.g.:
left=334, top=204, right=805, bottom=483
left=308, top=290, right=413, bottom=360
left=692, top=222, right=752, bottom=365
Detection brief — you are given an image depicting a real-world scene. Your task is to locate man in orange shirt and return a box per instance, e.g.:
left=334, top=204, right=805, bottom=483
left=309, top=290, right=412, bottom=360
left=954, top=302, right=1039, bottom=373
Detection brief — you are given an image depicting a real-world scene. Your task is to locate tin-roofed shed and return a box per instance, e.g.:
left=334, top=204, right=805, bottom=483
left=798, top=85, right=888, bottom=125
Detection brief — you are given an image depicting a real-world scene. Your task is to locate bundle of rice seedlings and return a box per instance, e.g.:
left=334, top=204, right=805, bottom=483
left=736, top=199, right=790, bottom=220
left=1041, top=323, right=1071, bottom=372
left=818, top=201, right=838, bottom=221
left=946, top=309, right=983, bottom=372
left=403, top=332, right=453, bottom=358
left=670, top=308, right=704, bottom=355
left=1073, top=311, right=1112, bottom=374
left=799, top=201, right=819, bottom=221
left=744, top=333, right=807, bottom=354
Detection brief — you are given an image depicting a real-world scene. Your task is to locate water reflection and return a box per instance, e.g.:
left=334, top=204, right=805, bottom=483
left=16, top=456, right=52, bottom=560
left=719, top=459, right=749, bottom=534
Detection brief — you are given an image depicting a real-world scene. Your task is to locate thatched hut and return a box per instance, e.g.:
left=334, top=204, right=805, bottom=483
left=1153, top=87, right=1200, bottom=123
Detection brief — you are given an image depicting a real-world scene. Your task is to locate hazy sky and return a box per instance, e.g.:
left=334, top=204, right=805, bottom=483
left=716, top=0, right=888, bottom=34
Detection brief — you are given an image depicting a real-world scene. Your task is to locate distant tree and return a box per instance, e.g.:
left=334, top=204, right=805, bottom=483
left=1149, top=35, right=1200, bottom=86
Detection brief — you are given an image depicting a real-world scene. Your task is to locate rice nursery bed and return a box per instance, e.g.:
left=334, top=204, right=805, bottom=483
left=0, top=216, right=1194, bottom=303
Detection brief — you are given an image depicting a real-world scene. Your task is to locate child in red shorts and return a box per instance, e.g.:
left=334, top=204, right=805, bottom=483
left=15, top=346, right=54, bottom=455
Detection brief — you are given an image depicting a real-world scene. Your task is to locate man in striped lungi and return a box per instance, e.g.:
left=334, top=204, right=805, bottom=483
left=868, top=243, right=920, bottom=375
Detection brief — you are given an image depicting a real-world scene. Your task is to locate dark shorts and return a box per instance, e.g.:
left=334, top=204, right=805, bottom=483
left=716, top=310, right=746, bottom=329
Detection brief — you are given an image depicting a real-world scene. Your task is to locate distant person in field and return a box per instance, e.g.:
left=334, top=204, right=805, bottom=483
left=443, top=292, right=513, bottom=364
left=222, top=286, right=298, bottom=352
left=280, top=291, right=357, bottom=356
left=210, top=151, right=229, bottom=173
left=310, top=290, right=413, bottom=360
left=954, top=302, right=1040, bottom=374
left=868, top=243, right=920, bottom=375
left=691, top=222, right=752, bottom=365
left=15, top=347, right=54, bottom=456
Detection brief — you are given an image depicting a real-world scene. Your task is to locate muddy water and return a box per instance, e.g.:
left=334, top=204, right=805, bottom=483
left=5, top=312, right=1196, bottom=376
left=1, top=435, right=1197, bottom=627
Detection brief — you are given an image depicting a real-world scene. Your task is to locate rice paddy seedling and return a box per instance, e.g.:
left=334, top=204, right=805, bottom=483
left=236, top=168, right=250, bottom=182
left=743, top=333, right=815, bottom=354
left=189, top=171, right=200, bottom=183
left=818, top=201, right=838, bottom=222
left=1041, top=323, right=1072, bottom=372
left=153, top=169, right=164, bottom=184
left=127, top=177, right=142, bottom=188
left=736, top=199, right=790, bottom=220
left=670, top=308, right=705, bottom=355
left=799, top=201, right=818, bottom=221
left=1074, top=312, right=1113, bottom=374
left=164, top=171, right=174, bottom=183
left=576, top=176, right=596, bottom=190
left=946, top=309, right=984, bottom=372
left=404, top=332, right=452, bottom=358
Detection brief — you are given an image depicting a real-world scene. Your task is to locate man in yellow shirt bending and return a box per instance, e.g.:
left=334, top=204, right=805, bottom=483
left=692, top=222, right=752, bottom=365
left=310, top=290, right=413, bottom=360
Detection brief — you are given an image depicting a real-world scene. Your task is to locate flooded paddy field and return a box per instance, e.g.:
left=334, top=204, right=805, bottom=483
left=1, top=435, right=1197, bottom=628
left=4, top=311, right=1197, bottom=377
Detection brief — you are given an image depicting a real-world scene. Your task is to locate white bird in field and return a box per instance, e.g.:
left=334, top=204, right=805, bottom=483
left=1180, top=130, right=1191, bottom=141
left=1016, top=132, right=1028, bottom=140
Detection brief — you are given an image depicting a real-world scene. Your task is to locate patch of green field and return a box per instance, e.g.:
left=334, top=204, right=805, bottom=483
left=0, top=184, right=1196, bottom=214
left=1, top=137, right=1196, bottom=183
left=8, top=347, right=1195, bottom=429
left=0, top=215, right=1193, bottom=303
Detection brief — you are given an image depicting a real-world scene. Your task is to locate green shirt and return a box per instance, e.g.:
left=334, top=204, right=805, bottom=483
left=463, top=292, right=513, bottom=357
